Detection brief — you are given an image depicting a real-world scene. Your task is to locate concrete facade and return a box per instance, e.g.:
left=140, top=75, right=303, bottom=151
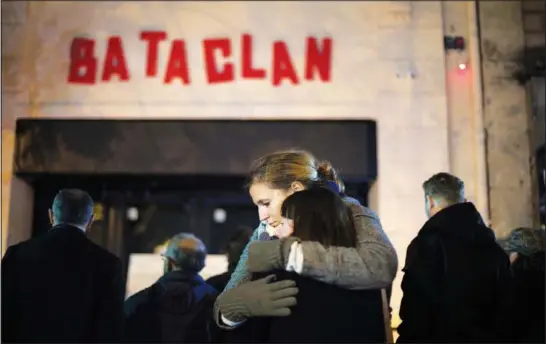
left=479, top=1, right=541, bottom=235
left=1, top=1, right=540, bottom=326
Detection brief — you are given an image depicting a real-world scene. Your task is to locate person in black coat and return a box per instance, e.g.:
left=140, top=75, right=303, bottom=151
left=397, top=173, right=515, bottom=343
left=498, top=227, right=546, bottom=343
left=1, top=189, right=125, bottom=343
left=123, top=233, right=218, bottom=343
left=206, top=226, right=253, bottom=293
left=223, top=187, right=387, bottom=343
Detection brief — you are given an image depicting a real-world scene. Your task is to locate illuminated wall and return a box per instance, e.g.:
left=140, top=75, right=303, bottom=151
left=1, top=1, right=537, bottom=327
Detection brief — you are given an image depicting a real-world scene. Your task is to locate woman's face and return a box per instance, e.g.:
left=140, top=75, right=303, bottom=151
left=249, top=182, right=293, bottom=228
left=276, top=217, right=294, bottom=238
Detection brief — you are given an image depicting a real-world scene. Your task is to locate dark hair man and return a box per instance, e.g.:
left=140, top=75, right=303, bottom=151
left=397, top=173, right=515, bottom=343
left=1, top=189, right=124, bottom=343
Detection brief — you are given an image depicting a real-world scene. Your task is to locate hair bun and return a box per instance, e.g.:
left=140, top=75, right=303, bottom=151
left=317, top=160, right=346, bottom=194
left=317, top=161, right=335, bottom=179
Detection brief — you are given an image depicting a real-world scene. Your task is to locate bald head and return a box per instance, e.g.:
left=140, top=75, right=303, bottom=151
left=162, top=233, right=207, bottom=274
left=49, top=189, right=95, bottom=229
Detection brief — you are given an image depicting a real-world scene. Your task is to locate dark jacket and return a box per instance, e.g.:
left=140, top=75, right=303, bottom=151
left=510, top=251, right=545, bottom=343
left=397, top=202, right=515, bottom=343
left=206, top=271, right=232, bottom=293
left=223, top=270, right=387, bottom=343
left=123, top=271, right=218, bottom=343
left=1, top=224, right=124, bottom=343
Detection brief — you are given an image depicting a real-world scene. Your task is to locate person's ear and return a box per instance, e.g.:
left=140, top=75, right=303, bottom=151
left=290, top=181, right=305, bottom=192
left=48, top=209, right=54, bottom=226
left=427, top=195, right=436, bottom=208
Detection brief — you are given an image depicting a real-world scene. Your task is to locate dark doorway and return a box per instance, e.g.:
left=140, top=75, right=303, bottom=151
left=16, top=119, right=377, bottom=292
left=29, top=174, right=254, bottom=283
left=30, top=174, right=370, bottom=252
left=29, top=173, right=370, bottom=292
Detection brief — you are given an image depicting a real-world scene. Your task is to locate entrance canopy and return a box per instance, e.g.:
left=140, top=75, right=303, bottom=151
left=14, top=119, right=377, bottom=181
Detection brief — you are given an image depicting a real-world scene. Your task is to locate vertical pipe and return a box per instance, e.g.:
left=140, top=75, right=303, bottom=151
left=467, top=1, right=492, bottom=225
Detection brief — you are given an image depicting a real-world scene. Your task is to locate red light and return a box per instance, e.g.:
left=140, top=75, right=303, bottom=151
left=458, top=63, right=467, bottom=70
left=455, top=37, right=465, bottom=50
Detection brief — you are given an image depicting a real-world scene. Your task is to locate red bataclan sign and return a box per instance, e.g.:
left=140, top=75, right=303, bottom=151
left=67, top=31, right=333, bottom=87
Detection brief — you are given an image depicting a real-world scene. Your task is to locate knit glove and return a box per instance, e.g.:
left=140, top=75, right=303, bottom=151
left=217, top=275, right=298, bottom=322
left=247, top=237, right=300, bottom=273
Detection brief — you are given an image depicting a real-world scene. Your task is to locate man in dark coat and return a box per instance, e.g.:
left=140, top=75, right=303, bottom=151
left=1, top=189, right=125, bottom=343
left=498, top=227, right=545, bottom=343
left=123, top=233, right=218, bottom=343
left=397, top=173, right=515, bottom=343
left=206, top=226, right=253, bottom=292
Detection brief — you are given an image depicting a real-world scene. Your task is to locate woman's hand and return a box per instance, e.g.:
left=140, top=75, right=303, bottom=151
left=247, top=237, right=299, bottom=273
left=217, top=275, right=299, bottom=322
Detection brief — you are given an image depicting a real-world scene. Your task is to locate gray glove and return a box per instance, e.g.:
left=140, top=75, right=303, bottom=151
left=247, top=237, right=300, bottom=273
left=217, top=275, right=298, bottom=322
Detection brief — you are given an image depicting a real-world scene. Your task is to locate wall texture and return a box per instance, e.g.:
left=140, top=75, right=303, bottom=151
left=522, top=0, right=545, bottom=48
left=479, top=1, right=539, bottom=235
left=0, top=0, right=539, bottom=327
left=1, top=1, right=34, bottom=250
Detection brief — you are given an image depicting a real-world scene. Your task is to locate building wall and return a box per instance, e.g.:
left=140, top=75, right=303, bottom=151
left=0, top=1, right=537, bottom=326
left=442, top=1, right=490, bottom=224
left=530, top=78, right=545, bottom=152
left=479, top=1, right=539, bottom=235
left=1, top=1, right=34, bottom=251
left=522, top=0, right=545, bottom=48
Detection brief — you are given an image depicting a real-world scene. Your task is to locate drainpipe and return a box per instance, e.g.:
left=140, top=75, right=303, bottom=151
left=468, top=1, right=492, bottom=226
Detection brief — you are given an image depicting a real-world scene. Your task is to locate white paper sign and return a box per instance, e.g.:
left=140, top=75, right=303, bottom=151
left=125, top=253, right=228, bottom=298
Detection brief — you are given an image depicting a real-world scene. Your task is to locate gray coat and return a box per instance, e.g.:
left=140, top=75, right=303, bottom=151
left=214, top=196, right=398, bottom=328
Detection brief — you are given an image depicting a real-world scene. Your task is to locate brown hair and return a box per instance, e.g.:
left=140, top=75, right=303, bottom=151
left=247, top=149, right=345, bottom=193
left=423, top=172, right=465, bottom=205
left=281, top=187, right=356, bottom=247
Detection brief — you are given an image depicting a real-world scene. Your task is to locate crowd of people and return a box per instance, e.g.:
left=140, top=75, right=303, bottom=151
left=2, top=149, right=545, bottom=343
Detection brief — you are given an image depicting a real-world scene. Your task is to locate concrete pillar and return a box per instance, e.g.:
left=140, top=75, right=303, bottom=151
left=442, top=1, right=490, bottom=223
left=478, top=1, right=538, bottom=235
left=529, top=78, right=545, bottom=151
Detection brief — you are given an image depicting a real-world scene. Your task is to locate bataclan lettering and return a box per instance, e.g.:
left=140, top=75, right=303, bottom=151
left=67, top=32, right=333, bottom=87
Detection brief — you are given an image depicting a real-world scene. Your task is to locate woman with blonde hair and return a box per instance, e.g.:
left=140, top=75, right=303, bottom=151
left=224, top=187, right=387, bottom=343
left=214, top=149, right=398, bottom=329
